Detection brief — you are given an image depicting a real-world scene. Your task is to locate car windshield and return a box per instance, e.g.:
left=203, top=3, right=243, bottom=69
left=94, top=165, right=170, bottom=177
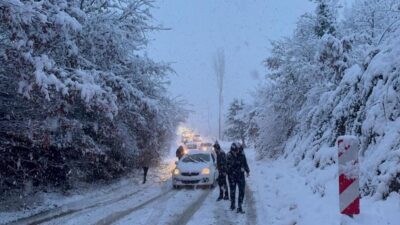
left=182, top=154, right=210, bottom=163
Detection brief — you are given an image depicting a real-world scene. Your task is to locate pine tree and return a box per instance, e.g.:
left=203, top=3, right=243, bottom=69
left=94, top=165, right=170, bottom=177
left=224, top=99, right=247, bottom=147
left=314, top=0, right=337, bottom=37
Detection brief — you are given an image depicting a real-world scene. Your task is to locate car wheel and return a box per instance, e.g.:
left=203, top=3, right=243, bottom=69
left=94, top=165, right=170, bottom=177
left=210, top=182, right=216, bottom=189
left=210, top=177, right=216, bottom=189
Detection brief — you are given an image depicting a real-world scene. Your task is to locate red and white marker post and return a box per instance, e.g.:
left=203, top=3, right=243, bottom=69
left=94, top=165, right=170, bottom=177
left=337, top=135, right=360, bottom=216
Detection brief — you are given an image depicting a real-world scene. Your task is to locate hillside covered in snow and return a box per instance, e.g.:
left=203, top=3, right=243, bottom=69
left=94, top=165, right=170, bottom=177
left=249, top=0, right=400, bottom=200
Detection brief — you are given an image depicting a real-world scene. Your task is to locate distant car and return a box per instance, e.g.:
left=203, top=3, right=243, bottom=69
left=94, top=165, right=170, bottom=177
left=199, top=142, right=213, bottom=151
left=172, top=150, right=218, bottom=189
left=185, top=142, right=197, bottom=150
left=182, top=131, right=194, bottom=143
left=193, top=134, right=202, bottom=143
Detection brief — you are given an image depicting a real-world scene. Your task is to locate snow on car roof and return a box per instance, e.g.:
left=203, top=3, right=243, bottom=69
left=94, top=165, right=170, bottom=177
left=186, top=149, right=212, bottom=155
left=185, top=141, right=197, bottom=145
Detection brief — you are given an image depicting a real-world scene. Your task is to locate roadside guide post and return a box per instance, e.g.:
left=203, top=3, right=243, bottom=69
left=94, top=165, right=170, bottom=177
left=337, top=135, right=360, bottom=216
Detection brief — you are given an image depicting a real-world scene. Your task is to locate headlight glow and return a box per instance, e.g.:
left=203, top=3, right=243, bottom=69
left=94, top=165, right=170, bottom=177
left=173, top=168, right=180, bottom=175
left=201, top=168, right=210, bottom=175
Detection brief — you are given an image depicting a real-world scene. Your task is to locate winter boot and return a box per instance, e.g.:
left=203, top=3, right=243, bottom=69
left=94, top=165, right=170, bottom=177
left=237, top=207, right=245, bottom=214
left=230, top=202, right=235, bottom=210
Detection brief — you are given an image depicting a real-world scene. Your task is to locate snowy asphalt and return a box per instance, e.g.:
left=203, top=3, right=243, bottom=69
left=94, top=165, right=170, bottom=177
left=4, top=151, right=258, bottom=225
left=3, top=147, right=399, bottom=225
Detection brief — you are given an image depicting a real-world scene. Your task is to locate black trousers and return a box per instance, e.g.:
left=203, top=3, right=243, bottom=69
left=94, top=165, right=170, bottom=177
left=228, top=174, right=245, bottom=207
left=217, top=173, right=228, bottom=198
left=143, top=167, right=149, bottom=183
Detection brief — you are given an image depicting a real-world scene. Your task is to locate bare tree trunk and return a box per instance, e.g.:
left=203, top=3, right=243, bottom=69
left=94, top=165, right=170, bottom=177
left=214, top=49, right=225, bottom=140
left=219, top=93, right=222, bottom=140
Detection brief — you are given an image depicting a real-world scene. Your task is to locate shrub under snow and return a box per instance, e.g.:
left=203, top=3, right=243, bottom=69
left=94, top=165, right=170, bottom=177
left=0, top=0, right=186, bottom=193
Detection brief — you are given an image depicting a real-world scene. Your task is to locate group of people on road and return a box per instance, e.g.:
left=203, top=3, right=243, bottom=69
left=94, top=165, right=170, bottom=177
left=175, top=141, right=250, bottom=213
left=214, top=141, right=250, bottom=214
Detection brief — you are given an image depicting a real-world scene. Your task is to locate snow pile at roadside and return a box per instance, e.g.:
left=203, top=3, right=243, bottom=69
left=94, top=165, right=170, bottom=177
left=249, top=152, right=400, bottom=225
left=0, top=163, right=172, bottom=225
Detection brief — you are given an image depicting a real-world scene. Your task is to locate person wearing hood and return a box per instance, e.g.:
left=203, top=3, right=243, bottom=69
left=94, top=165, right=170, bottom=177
left=226, top=142, right=250, bottom=213
left=214, top=141, right=229, bottom=201
left=176, top=145, right=185, bottom=160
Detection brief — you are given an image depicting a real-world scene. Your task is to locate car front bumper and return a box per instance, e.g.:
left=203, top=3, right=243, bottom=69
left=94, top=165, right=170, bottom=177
left=172, top=174, right=214, bottom=186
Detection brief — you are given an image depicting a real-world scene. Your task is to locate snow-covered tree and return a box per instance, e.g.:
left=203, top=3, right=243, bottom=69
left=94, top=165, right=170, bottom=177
left=342, top=0, right=399, bottom=45
left=0, top=0, right=186, bottom=192
left=243, top=106, right=259, bottom=146
left=313, top=0, right=338, bottom=37
left=317, top=34, right=353, bottom=84
left=254, top=12, right=321, bottom=158
left=224, top=99, right=247, bottom=147
left=253, top=0, right=400, bottom=199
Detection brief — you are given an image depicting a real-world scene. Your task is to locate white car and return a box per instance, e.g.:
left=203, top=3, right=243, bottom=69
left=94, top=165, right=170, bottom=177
left=172, top=150, right=218, bottom=189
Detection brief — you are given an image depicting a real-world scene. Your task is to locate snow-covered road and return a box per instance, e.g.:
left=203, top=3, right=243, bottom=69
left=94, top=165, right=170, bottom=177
left=4, top=149, right=259, bottom=225
left=6, top=165, right=173, bottom=225
left=3, top=147, right=400, bottom=225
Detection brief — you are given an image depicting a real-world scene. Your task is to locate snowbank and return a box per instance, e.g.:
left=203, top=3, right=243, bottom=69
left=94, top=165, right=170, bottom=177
left=250, top=154, right=400, bottom=225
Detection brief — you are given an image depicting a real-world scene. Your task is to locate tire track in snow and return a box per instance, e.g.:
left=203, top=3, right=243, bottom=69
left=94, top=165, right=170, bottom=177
left=169, top=189, right=211, bottom=225
left=8, top=188, right=145, bottom=225
left=7, top=159, right=176, bottom=225
left=93, top=189, right=175, bottom=225
left=212, top=184, right=257, bottom=225
left=142, top=189, right=186, bottom=225
left=245, top=184, right=257, bottom=225
left=12, top=161, right=175, bottom=225
left=213, top=199, right=235, bottom=225
left=142, top=192, right=171, bottom=225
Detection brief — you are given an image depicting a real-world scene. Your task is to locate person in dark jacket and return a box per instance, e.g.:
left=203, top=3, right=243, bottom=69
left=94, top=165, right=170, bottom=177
left=237, top=143, right=247, bottom=161
left=226, top=142, right=250, bottom=213
left=142, top=166, right=149, bottom=184
left=214, top=142, right=229, bottom=201
left=138, top=150, right=155, bottom=184
left=176, top=145, right=185, bottom=160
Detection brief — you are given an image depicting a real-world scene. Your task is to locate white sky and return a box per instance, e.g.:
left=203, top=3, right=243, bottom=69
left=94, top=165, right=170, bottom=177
left=147, top=0, right=315, bottom=138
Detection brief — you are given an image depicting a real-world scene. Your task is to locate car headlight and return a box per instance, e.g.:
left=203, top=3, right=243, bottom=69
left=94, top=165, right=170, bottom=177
left=173, top=168, right=180, bottom=175
left=201, top=168, right=210, bottom=175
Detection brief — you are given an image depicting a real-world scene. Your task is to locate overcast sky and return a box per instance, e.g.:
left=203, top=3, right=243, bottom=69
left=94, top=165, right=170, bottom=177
left=147, top=0, right=315, bottom=139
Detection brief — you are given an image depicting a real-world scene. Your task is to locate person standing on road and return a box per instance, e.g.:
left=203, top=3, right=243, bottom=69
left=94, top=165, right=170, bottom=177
left=142, top=166, right=149, bottom=184
left=214, top=142, right=229, bottom=201
left=226, top=142, right=250, bottom=213
left=176, top=145, right=185, bottom=160
left=138, top=150, right=153, bottom=184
